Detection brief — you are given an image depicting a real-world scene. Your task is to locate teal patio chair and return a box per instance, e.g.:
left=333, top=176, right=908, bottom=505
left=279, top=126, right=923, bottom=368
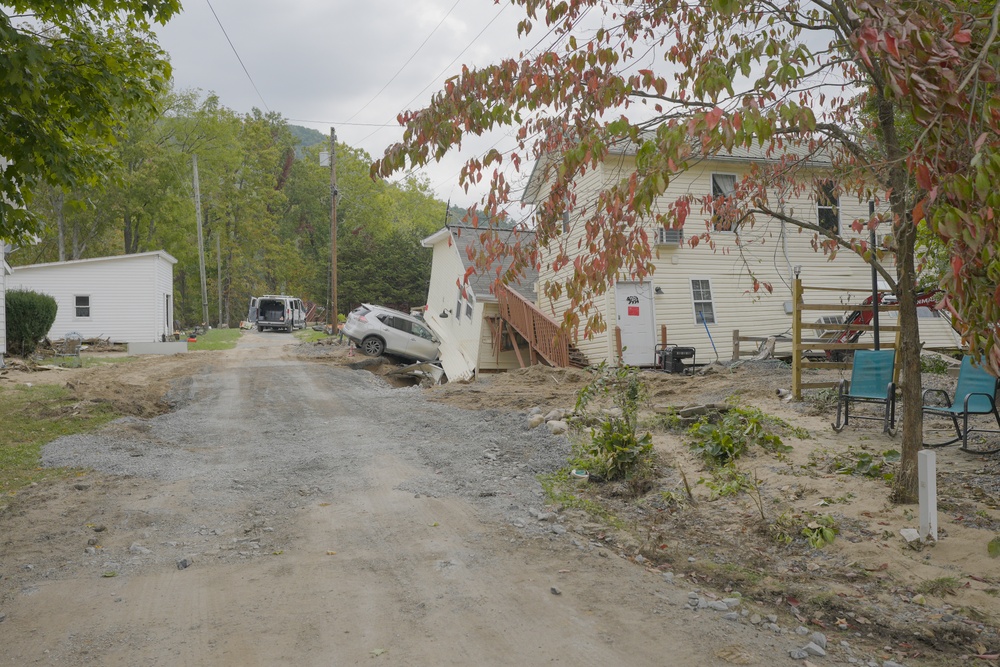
left=832, top=349, right=896, bottom=434
left=922, top=356, right=1000, bottom=454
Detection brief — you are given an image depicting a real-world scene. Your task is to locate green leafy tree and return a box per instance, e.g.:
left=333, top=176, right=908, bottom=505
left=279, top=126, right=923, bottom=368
left=374, top=0, right=1000, bottom=503
left=0, top=1, right=180, bottom=244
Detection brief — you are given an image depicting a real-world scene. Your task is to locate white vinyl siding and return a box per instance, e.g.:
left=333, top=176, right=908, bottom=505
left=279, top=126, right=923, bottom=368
left=535, top=162, right=614, bottom=364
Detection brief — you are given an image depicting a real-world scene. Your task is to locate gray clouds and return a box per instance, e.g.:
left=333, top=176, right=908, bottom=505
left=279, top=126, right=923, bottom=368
left=154, top=0, right=529, bottom=207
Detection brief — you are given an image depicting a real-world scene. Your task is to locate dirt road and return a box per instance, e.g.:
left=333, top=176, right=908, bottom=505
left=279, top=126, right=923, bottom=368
left=0, top=332, right=790, bottom=666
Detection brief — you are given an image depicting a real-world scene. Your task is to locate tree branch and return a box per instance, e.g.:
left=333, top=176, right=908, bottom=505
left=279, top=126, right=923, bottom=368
left=751, top=203, right=898, bottom=289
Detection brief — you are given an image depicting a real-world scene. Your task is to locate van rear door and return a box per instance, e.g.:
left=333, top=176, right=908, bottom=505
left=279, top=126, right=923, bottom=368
left=248, top=297, right=259, bottom=323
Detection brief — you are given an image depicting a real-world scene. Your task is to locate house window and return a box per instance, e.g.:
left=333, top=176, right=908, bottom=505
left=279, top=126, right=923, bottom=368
left=710, top=173, right=738, bottom=231
left=817, top=180, right=840, bottom=234
left=75, top=295, right=91, bottom=318
left=691, top=279, right=715, bottom=324
left=466, top=290, right=475, bottom=320
left=456, top=286, right=464, bottom=325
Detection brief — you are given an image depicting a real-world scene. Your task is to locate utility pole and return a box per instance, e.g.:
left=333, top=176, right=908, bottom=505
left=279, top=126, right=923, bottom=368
left=330, top=127, right=339, bottom=327
left=217, top=232, right=223, bottom=327
left=193, top=154, right=209, bottom=328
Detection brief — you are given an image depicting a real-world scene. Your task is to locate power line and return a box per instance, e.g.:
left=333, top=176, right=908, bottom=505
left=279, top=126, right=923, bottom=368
left=343, top=0, right=463, bottom=124
left=204, top=0, right=270, bottom=112
left=286, top=118, right=398, bottom=128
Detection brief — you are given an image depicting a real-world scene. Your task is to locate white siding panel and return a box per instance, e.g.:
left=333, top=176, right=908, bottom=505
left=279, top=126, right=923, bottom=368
left=537, top=162, right=615, bottom=365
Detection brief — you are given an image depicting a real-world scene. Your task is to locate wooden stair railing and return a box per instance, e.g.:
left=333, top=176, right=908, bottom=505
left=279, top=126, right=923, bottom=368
left=495, top=283, right=571, bottom=368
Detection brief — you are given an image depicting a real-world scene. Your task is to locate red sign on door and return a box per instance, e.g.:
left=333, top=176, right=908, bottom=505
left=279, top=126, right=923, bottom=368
left=628, top=306, right=640, bottom=316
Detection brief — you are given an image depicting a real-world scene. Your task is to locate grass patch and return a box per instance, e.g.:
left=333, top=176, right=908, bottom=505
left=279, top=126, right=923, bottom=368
left=538, top=470, right=625, bottom=528
left=0, top=384, right=120, bottom=493
left=295, top=328, right=331, bottom=344
left=916, top=576, right=961, bottom=597
left=82, top=355, right=139, bottom=368
left=187, top=328, right=241, bottom=351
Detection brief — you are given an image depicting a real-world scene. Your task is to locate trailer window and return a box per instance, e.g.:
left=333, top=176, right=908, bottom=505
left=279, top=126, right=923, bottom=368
left=75, top=295, right=91, bottom=318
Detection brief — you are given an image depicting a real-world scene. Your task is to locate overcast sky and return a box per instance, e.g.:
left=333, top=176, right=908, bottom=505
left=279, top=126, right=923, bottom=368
left=154, top=0, right=536, bottom=209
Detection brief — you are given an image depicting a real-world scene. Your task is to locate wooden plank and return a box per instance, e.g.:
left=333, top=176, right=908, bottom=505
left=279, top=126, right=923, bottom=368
left=800, top=285, right=888, bottom=293
left=800, top=381, right=841, bottom=389
left=507, top=323, right=525, bottom=368
left=799, top=303, right=900, bottom=312
left=798, top=342, right=899, bottom=351
left=802, top=323, right=902, bottom=332
left=800, top=361, right=853, bottom=370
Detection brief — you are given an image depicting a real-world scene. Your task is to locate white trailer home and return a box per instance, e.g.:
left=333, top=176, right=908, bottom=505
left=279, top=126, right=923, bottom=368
left=524, top=145, right=961, bottom=367
left=7, top=251, right=177, bottom=343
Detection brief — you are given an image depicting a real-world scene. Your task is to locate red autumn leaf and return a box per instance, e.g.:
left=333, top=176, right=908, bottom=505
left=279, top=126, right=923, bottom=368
left=912, top=198, right=925, bottom=224
left=884, top=33, right=900, bottom=60
left=705, top=107, right=724, bottom=131
left=916, top=163, right=932, bottom=190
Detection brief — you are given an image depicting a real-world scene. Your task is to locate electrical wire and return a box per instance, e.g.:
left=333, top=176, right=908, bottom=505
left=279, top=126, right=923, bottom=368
left=204, top=0, right=270, bottom=112
left=343, top=0, right=463, bottom=124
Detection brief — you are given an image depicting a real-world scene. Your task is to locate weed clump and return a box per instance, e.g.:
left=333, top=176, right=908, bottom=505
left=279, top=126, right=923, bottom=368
left=686, top=405, right=794, bottom=466
left=574, top=362, right=653, bottom=482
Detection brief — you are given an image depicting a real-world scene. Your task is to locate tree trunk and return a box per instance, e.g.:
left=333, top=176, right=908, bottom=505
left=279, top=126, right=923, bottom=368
left=72, top=215, right=80, bottom=260
left=892, top=219, right=922, bottom=503
left=56, top=190, right=65, bottom=262
left=124, top=210, right=138, bottom=254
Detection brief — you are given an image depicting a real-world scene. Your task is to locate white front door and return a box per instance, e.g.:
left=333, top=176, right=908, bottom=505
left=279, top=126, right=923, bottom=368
left=615, top=282, right=656, bottom=366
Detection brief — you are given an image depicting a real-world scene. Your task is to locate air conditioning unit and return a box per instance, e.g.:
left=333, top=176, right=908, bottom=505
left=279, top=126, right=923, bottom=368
left=814, top=315, right=845, bottom=339
left=656, top=228, right=684, bottom=246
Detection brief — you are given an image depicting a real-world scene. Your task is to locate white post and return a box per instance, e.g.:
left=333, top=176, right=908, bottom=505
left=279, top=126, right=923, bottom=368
left=918, top=450, right=938, bottom=541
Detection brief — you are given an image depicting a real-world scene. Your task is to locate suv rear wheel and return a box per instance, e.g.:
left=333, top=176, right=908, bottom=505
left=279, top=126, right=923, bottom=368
left=361, top=336, right=385, bottom=357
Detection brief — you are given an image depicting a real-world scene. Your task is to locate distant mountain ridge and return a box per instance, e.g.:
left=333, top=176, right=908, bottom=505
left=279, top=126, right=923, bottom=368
left=289, top=125, right=326, bottom=156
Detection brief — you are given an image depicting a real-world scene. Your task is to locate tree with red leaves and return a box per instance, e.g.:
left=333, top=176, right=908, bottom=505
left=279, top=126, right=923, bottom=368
left=374, top=0, right=1000, bottom=502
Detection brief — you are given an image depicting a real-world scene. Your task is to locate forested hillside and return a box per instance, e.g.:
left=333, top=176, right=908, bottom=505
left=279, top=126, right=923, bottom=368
left=11, top=90, right=449, bottom=328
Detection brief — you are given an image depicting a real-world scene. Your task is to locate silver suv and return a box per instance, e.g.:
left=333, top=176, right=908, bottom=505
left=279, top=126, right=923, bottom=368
left=343, top=304, right=440, bottom=361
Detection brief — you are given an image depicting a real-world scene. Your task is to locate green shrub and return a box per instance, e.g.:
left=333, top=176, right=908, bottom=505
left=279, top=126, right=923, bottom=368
left=687, top=405, right=793, bottom=466
left=575, top=362, right=653, bottom=481
left=6, top=289, right=57, bottom=357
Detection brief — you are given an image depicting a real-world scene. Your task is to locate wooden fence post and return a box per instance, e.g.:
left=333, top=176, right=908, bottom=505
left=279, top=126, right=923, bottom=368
left=615, top=326, right=623, bottom=365
left=792, top=278, right=803, bottom=399
left=732, top=329, right=740, bottom=361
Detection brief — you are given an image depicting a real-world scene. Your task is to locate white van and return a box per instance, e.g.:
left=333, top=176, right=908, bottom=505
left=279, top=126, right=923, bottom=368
left=251, top=295, right=306, bottom=333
